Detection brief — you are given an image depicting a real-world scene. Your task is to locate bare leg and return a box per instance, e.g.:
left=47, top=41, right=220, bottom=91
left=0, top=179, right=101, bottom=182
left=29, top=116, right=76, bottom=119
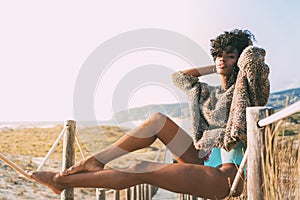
left=32, top=162, right=243, bottom=199
left=62, top=113, right=202, bottom=175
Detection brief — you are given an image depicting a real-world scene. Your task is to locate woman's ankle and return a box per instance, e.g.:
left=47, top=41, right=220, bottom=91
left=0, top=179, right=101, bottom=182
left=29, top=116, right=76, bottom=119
left=89, top=155, right=105, bottom=169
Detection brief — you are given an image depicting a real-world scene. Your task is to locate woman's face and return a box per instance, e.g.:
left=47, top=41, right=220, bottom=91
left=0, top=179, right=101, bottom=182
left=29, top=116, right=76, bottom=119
left=215, top=46, right=238, bottom=76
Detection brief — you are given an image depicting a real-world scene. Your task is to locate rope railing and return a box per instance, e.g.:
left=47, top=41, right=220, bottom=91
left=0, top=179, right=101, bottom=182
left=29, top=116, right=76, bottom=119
left=0, top=152, right=32, bottom=179
left=37, top=126, right=67, bottom=171
left=75, top=129, right=86, bottom=159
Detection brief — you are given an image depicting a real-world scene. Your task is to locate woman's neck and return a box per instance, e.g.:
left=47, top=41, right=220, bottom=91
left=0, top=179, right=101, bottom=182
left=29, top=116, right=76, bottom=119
left=220, top=75, right=229, bottom=90
left=220, top=66, right=239, bottom=90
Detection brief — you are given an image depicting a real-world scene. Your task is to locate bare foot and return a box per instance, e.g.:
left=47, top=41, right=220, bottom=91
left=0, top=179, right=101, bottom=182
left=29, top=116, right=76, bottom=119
left=60, top=156, right=104, bottom=176
left=31, top=171, right=64, bottom=194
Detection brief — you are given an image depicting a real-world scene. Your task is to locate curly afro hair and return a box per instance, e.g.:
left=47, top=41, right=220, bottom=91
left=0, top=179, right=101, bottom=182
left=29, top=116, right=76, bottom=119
left=210, top=29, right=255, bottom=60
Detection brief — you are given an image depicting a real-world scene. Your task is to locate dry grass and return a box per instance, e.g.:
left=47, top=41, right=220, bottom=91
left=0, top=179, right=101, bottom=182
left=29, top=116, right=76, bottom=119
left=0, top=125, right=65, bottom=159
left=0, top=125, right=164, bottom=166
left=262, top=119, right=299, bottom=199
left=227, top=114, right=299, bottom=200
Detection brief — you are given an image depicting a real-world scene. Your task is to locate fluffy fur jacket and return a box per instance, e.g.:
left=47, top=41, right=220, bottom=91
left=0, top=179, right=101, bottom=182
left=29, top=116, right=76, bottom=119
left=172, top=46, right=270, bottom=154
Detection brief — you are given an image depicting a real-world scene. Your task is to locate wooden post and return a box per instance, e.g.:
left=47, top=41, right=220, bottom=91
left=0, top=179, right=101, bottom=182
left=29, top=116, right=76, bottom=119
left=96, top=188, right=106, bottom=200
left=141, top=184, right=145, bottom=200
left=105, top=190, right=120, bottom=200
left=178, top=194, right=186, bottom=200
left=114, top=190, right=120, bottom=200
left=132, top=186, right=137, bottom=200
left=126, top=187, right=131, bottom=200
left=246, top=107, right=273, bottom=200
left=137, top=184, right=142, bottom=200
left=191, top=195, right=198, bottom=200
left=61, top=120, right=76, bottom=200
left=143, top=184, right=149, bottom=200
left=147, top=185, right=153, bottom=200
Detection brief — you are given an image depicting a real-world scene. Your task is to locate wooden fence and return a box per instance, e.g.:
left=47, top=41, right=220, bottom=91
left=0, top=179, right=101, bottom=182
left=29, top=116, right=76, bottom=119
left=96, top=184, right=158, bottom=200
left=61, top=101, right=300, bottom=199
left=246, top=102, right=300, bottom=199
left=60, top=120, right=160, bottom=200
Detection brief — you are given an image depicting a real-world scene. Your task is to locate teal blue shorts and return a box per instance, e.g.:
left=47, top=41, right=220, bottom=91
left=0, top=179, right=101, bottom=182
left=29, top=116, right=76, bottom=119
left=204, top=142, right=246, bottom=168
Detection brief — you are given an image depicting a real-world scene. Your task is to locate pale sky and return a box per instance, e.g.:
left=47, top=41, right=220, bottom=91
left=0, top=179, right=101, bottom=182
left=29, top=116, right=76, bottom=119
left=0, top=1, right=299, bottom=122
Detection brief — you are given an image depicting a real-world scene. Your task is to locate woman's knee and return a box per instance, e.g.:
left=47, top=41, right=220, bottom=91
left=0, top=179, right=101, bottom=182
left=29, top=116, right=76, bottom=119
left=151, top=112, right=167, bottom=122
left=140, top=112, right=168, bottom=131
left=151, top=112, right=168, bottom=130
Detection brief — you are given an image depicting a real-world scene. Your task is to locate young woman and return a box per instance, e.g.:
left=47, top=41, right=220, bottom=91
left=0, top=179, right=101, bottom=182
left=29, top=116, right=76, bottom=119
left=31, top=29, right=270, bottom=199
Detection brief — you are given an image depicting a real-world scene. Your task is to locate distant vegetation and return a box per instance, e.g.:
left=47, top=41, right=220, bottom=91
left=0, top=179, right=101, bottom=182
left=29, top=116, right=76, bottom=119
left=267, top=87, right=300, bottom=110
left=112, top=87, right=300, bottom=123
left=112, top=103, right=190, bottom=123
left=287, top=111, right=300, bottom=124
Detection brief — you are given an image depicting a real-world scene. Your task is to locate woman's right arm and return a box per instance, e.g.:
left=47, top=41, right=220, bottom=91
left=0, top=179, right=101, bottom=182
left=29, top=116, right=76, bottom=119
left=172, top=64, right=215, bottom=92
left=181, top=65, right=215, bottom=77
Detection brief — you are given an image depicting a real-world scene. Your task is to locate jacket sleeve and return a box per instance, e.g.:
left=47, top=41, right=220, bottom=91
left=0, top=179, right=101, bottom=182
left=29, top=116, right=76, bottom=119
left=224, top=46, right=270, bottom=151
left=237, top=46, right=270, bottom=106
left=172, top=71, right=200, bottom=92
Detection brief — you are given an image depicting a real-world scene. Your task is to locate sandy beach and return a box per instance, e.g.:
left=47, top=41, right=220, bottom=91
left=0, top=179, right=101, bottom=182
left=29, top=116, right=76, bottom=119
left=0, top=124, right=164, bottom=200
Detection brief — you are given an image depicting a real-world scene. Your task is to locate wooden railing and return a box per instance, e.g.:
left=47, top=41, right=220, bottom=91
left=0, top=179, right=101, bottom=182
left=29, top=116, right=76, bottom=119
left=96, top=184, right=159, bottom=200
left=246, top=101, right=300, bottom=199
left=57, top=101, right=300, bottom=199
left=177, top=101, right=300, bottom=200
left=58, top=120, right=161, bottom=200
